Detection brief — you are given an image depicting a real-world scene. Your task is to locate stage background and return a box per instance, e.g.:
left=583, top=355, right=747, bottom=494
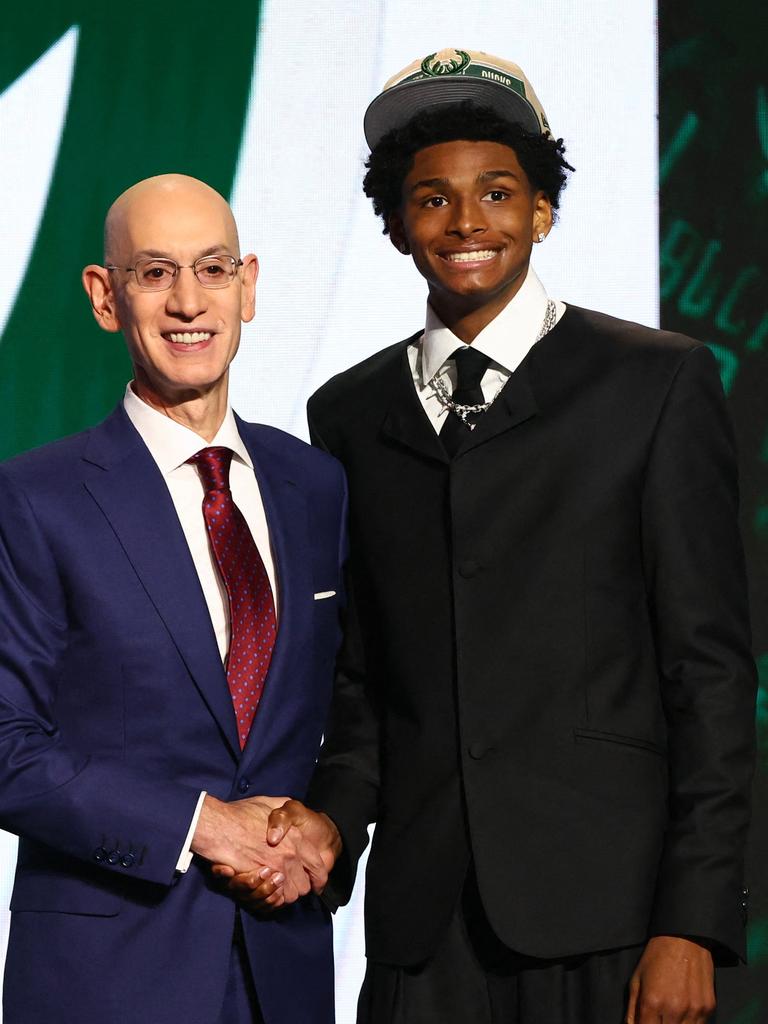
left=658, top=4, right=768, bottom=1020
left=0, top=1, right=764, bottom=1019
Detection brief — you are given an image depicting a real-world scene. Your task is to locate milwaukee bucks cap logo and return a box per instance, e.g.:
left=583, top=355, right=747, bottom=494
left=421, top=49, right=471, bottom=77
left=367, top=49, right=553, bottom=150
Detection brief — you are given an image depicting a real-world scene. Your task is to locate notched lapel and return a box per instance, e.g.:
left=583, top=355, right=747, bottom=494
left=380, top=349, right=448, bottom=464
left=456, top=361, right=539, bottom=457
left=83, top=413, right=239, bottom=757
left=237, top=429, right=314, bottom=766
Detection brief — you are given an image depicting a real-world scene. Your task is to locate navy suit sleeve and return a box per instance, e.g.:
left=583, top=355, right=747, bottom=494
left=641, top=345, right=756, bottom=961
left=0, top=468, right=201, bottom=886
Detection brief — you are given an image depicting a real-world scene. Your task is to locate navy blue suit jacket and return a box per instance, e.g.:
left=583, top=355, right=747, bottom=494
left=0, top=405, right=347, bottom=1024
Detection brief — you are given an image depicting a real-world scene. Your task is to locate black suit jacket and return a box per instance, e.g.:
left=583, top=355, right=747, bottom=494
left=306, top=305, right=756, bottom=967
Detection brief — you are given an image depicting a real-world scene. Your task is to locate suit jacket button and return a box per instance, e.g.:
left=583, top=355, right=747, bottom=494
left=107, top=850, right=121, bottom=865
left=469, top=742, right=488, bottom=759
left=458, top=560, right=479, bottom=579
left=237, top=778, right=250, bottom=794
left=121, top=853, right=135, bottom=868
left=93, top=847, right=107, bottom=863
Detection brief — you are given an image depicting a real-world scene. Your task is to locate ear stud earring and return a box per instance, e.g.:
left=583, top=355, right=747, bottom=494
left=537, top=233, right=546, bottom=243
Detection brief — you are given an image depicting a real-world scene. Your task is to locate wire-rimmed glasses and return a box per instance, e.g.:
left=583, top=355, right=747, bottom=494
left=105, top=255, right=243, bottom=291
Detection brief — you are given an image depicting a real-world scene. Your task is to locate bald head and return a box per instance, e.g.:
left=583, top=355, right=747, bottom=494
left=104, top=174, right=240, bottom=265
left=83, top=172, right=258, bottom=437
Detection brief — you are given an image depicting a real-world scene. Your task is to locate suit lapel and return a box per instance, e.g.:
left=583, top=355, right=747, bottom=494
left=380, top=341, right=448, bottom=464
left=456, top=359, right=539, bottom=457
left=82, top=408, right=240, bottom=757
left=236, top=423, right=313, bottom=766
left=377, top=337, right=540, bottom=462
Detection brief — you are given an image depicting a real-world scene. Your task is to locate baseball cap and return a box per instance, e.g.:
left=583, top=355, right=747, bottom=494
left=364, top=48, right=552, bottom=149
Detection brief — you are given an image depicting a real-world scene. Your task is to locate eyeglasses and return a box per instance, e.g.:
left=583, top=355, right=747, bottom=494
left=105, top=255, right=243, bottom=291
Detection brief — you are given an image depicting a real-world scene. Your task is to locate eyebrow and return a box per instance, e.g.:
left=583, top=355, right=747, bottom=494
left=408, top=170, right=521, bottom=194
left=408, top=177, right=449, bottom=194
left=131, top=244, right=235, bottom=260
left=478, top=170, right=521, bottom=183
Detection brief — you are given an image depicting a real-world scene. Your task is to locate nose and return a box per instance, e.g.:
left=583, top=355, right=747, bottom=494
left=446, top=196, right=487, bottom=238
left=165, top=266, right=208, bottom=319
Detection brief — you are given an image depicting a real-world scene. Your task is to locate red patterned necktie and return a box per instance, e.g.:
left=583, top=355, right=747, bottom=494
left=189, top=446, right=277, bottom=748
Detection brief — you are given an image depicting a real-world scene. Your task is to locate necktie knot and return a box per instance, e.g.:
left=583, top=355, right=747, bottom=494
left=189, top=446, right=233, bottom=493
left=452, top=347, right=492, bottom=393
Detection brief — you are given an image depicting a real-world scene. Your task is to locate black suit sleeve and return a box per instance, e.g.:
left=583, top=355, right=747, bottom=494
left=305, top=403, right=381, bottom=907
left=641, top=344, right=756, bottom=962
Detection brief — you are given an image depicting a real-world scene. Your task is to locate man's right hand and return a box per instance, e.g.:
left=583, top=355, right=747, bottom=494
left=191, top=795, right=329, bottom=903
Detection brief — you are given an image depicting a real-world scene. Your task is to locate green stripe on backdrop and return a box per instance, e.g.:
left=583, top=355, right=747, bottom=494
left=659, top=1, right=768, bottom=1019
left=0, top=4, right=262, bottom=459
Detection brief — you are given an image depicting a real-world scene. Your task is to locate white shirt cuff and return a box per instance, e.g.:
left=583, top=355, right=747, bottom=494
left=175, top=790, right=207, bottom=873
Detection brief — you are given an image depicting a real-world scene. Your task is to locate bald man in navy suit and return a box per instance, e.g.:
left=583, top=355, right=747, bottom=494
left=0, top=174, right=344, bottom=1024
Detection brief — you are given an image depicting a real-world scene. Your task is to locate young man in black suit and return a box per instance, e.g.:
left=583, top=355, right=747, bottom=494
left=228, top=50, right=756, bottom=1024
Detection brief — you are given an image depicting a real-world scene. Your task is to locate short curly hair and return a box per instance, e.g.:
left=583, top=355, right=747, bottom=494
left=363, top=100, right=574, bottom=234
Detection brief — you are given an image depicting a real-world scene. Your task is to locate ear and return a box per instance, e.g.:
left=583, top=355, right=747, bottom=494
left=239, top=254, right=259, bottom=323
left=531, top=193, right=553, bottom=243
left=388, top=213, right=411, bottom=256
left=82, top=264, right=121, bottom=333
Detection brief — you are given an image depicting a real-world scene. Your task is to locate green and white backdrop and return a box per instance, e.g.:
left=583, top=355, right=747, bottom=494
left=0, top=2, right=765, bottom=1019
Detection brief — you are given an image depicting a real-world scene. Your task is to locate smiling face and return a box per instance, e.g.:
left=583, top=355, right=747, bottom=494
left=388, top=140, right=552, bottom=339
left=83, top=175, right=257, bottom=418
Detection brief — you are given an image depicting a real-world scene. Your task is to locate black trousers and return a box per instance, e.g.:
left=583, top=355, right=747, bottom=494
left=358, top=872, right=646, bottom=1024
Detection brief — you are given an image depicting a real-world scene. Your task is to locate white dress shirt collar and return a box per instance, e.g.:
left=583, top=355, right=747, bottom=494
left=123, top=383, right=253, bottom=474
left=420, top=266, right=552, bottom=385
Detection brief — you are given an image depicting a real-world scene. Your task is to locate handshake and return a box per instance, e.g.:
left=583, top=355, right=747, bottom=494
left=191, top=795, right=342, bottom=910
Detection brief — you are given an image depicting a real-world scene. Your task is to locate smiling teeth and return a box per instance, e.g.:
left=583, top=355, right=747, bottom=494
left=168, top=332, right=211, bottom=344
left=447, top=250, right=498, bottom=262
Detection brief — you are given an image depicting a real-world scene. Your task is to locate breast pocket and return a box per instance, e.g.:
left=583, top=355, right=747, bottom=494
left=312, top=590, right=342, bottom=665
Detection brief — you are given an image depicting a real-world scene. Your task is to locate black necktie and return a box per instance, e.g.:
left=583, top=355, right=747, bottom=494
left=439, top=347, right=492, bottom=457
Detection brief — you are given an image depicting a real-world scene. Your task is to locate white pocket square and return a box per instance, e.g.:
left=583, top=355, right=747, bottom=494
left=313, top=591, right=336, bottom=600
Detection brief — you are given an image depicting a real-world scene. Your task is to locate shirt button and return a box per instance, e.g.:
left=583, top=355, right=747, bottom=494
left=237, top=778, right=250, bottom=794
left=458, top=559, right=480, bottom=579
left=468, top=742, right=489, bottom=760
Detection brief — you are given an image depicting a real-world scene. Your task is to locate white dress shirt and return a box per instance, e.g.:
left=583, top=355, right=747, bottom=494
left=123, top=384, right=278, bottom=651
left=123, top=383, right=279, bottom=870
left=408, top=267, right=566, bottom=432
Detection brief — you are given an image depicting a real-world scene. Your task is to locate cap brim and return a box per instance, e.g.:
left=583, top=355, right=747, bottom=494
left=363, top=77, right=541, bottom=149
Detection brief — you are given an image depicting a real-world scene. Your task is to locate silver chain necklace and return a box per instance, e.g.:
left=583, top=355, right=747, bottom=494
left=428, top=299, right=557, bottom=428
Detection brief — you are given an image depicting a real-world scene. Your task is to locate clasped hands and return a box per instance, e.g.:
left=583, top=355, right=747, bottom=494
left=191, top=794, right=340, bottom=911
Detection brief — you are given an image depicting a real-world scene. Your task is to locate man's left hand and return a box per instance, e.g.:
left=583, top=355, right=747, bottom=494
left=626, top=935, right=715, bottom=1023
